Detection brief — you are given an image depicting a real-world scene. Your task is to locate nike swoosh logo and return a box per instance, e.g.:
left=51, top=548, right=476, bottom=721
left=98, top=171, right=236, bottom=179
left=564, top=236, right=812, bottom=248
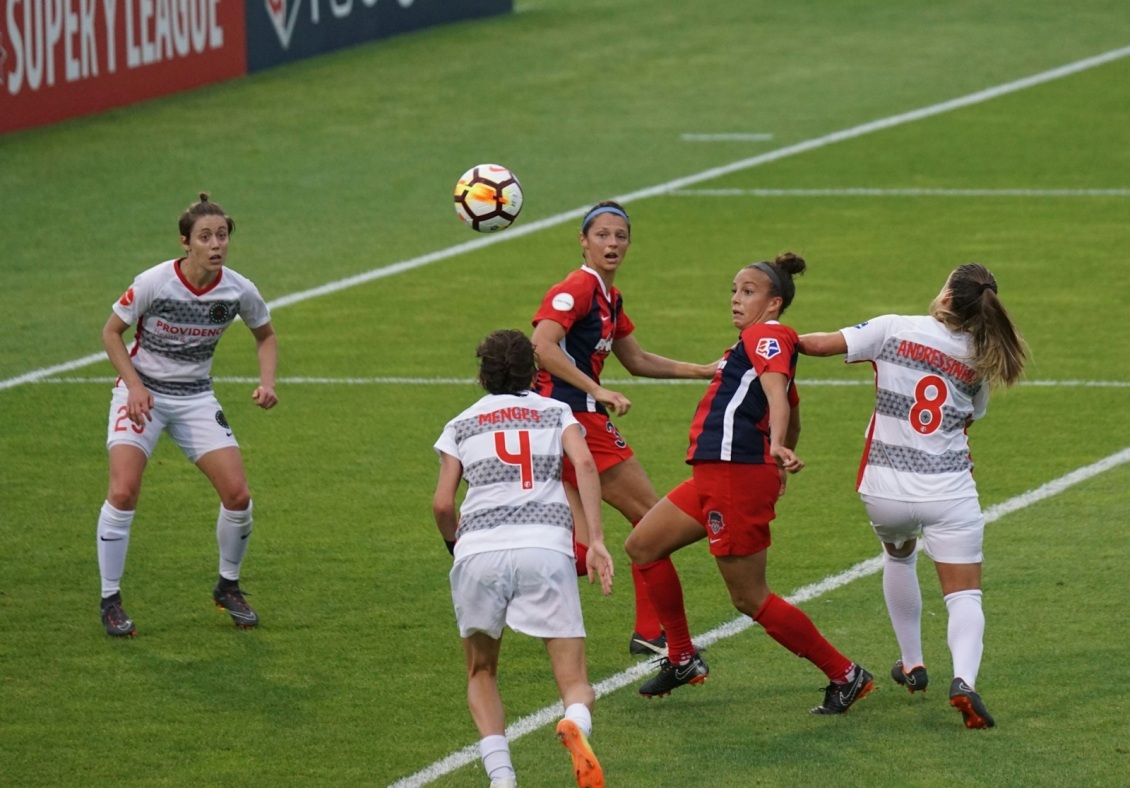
left=956, top=681, right=974, bottom=694
left=240, top=533, right=250, bottom=540
left=100, top=536, right=123, bottom=542
left=674, top=662, right=702, bottom=681
left=708, top=538, right=721, bottom=544
left=225, top=432, right=233, bottom=437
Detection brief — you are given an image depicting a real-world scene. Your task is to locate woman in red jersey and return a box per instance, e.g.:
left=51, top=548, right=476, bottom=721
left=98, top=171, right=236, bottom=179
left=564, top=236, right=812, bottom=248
left=531, top=200, right=716, bottom=655
left=625, top=252, right=874, bottom=715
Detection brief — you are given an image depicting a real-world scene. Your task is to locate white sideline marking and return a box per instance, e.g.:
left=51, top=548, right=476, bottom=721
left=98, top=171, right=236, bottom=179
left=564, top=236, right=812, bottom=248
left=5, top=44, right=1130, bottom=394
left=680, top=133, right=774, bottom=142
left=672, top=188, right=1130, bottom=197
left=28, top=376, right=1130, bottom=389
left=389, top=446, right=1130, bottom=787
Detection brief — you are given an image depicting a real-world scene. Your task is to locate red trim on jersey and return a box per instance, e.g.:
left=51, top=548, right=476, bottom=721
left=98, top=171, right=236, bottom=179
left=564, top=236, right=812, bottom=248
left=174, top=258, right=224, bottom=296
left=856, top=360, right=880, bottom=490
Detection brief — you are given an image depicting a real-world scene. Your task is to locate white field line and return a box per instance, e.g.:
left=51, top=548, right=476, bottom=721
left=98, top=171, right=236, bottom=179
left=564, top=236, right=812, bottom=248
left=680, top=133, right=775, bottom=142
left=389, top=446, right=1130, bottom=788
left=5, top=44, right=1130, bottom=394
left=27, top=377, right=1130, bottom=388
left=672, top=188, right=1130, bottom=197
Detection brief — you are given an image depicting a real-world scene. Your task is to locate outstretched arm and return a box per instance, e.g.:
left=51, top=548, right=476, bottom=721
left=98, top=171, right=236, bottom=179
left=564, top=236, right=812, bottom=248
left=611, top=334, right=717, bottom=380
left=797, top=331, right=848, bottom=357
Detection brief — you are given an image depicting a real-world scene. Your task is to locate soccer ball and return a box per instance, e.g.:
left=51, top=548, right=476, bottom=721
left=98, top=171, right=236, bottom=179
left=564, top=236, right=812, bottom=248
left=453, top=164, right=524, bottom=232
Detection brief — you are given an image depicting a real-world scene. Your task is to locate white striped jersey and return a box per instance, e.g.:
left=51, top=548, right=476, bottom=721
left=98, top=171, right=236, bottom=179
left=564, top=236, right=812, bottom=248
left=842, top=315, right=989, bottom=501
left=434, top=391, right=579, bottom=560
left=112, top=259, right=271, bottom=396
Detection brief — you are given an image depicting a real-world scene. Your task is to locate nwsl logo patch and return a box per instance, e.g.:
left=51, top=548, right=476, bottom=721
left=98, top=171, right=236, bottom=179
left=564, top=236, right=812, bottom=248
left=756, top=337, right=781, bottom=360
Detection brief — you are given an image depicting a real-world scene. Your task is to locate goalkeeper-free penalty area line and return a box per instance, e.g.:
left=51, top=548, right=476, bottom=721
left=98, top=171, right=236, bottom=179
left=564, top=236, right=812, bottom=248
left=4, top=43, right=1130, bottom=393
left=389, top=446, right=1130, bottom=788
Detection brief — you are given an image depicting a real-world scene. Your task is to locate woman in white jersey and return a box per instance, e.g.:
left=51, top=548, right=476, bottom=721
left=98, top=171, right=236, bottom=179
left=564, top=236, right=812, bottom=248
left=799, top=263, right=1027, bottom=729
left=97, top=193, right=278, bottom=637
left=433, top=329, right=613, bottom=788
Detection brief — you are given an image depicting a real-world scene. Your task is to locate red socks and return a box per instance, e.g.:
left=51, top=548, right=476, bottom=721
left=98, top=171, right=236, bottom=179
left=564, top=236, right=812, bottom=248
left=753, top=593, right=853, bottom=682
left=636, top=558, right=693, bottom=661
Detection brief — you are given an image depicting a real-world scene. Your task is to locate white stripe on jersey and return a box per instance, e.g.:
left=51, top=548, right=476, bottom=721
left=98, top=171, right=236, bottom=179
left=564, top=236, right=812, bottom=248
left=842, top=314, right=988, bottom=501
left=434, top=391, right=579, bottom=559
left=719, top=367, right=757, bottom=462
left=112, top=260, right=270, bottom=394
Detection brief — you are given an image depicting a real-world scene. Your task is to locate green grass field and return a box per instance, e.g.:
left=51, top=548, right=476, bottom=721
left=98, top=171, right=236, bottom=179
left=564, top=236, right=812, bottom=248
left=2, top=1, right=1129, bottom=785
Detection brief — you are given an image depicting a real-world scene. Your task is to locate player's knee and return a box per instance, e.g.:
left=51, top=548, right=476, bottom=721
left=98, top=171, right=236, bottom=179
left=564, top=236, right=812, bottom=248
left=728, top=586, right=770, bottom=618
left=106, top=481, right=141, bottom=511
left=623, top=532, right=652, bottom=565
left=221, top=488, right=252, bottom=512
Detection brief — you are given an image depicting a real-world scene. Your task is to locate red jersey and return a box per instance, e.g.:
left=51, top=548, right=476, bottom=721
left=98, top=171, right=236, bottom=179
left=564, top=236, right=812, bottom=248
left=531, top=266, right=635, bottom=414
left=686, top=322, right=799, bottom=464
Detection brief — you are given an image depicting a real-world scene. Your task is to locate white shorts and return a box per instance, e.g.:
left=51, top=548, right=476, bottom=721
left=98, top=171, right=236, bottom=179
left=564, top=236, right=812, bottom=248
left=861, top=494, right=984, bottom=564
left=449, top=547, right=585, bottom=640
left=106, top=386, right=238, bottom=463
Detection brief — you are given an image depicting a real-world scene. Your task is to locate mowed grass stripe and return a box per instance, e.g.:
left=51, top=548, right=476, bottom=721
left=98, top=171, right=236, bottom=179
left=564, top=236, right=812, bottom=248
left=4, top=44, right=1129, bottom=392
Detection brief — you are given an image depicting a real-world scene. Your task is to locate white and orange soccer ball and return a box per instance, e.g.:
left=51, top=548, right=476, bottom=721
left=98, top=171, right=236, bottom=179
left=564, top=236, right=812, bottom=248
left=453, top=164, right=524, bottom=232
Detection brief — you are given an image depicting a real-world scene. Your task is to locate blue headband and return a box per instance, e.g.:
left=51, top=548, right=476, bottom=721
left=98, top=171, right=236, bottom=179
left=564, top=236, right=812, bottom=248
left=582, top=206, right=630, bottom=232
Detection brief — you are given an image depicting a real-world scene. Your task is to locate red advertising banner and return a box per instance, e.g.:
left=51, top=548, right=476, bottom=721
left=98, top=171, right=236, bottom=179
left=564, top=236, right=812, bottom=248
left=1, top=0, right=247, bottom=134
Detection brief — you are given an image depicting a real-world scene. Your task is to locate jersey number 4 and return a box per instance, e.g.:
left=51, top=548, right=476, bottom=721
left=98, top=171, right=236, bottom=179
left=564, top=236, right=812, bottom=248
left=909, top=374, right=947, bottom=435
left=495, top=431, right=534, bottom=489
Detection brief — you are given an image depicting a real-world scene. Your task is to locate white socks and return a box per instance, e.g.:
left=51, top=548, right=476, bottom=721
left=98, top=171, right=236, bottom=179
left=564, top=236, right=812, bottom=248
left=97, top=501, right=134, bottom=597
left=945, top=589, right=985, bottom=687
left=480, top=734, right=514, bottom=782
left=216, top=502, right=253, bottom=581
left=563, top=702, right=592, bottom=737
left=883, top=550, right=923, bottom=669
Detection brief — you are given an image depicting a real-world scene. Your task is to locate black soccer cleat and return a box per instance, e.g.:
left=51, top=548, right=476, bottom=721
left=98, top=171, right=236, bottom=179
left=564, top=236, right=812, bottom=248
left=949, top=677, right=995, bottom=729
left=213, top=581, right=259, bottom=629
left=629, top=631, right=667, bottom=656
left=100, top=593, right=137, bottom=637
left=639, top=652, right=709, bottom=698
left=811, top=665, right=875, bottom=714
left=891, top=660, right=929, bottom=693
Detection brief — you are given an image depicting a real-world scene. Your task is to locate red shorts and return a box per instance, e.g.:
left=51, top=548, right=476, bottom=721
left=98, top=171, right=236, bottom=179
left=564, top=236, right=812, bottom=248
left=667, top=462, right=780, bottom=556
left=561, top=411, right=634, bottom=487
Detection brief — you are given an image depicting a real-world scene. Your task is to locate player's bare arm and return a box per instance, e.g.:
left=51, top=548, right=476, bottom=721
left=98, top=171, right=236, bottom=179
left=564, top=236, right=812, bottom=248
left=797, top=331, right=848, bottom=357
left=532, top=318, right=632, bottom=416
left=611, top=334, right=716, bottom=379
left=564, top=425, right=614, bottom=595
left=250, top=322, right=279, bottom=410
left=762, top=372, right=803, bottom=474
left=431, top=452, right=463, bottom=545
left=101, top=313, right=153, bottom=426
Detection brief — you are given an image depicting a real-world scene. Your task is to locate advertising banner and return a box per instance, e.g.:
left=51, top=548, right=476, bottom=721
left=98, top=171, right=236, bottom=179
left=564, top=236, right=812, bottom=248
left=1, top=0, right=247, bottom=134
left=246, top=0, right=511, bottom=72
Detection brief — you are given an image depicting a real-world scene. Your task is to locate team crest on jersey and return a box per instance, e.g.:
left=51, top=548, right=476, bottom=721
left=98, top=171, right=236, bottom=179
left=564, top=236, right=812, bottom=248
left=119, top=288, right=135, bottom=307
left=215, top=410, right=230, bottom=429
left=209, top=303, right=230, bottom=324
left=756, top=337, right=781, bottom=360
left=707, top=510, right=725, bottom=535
